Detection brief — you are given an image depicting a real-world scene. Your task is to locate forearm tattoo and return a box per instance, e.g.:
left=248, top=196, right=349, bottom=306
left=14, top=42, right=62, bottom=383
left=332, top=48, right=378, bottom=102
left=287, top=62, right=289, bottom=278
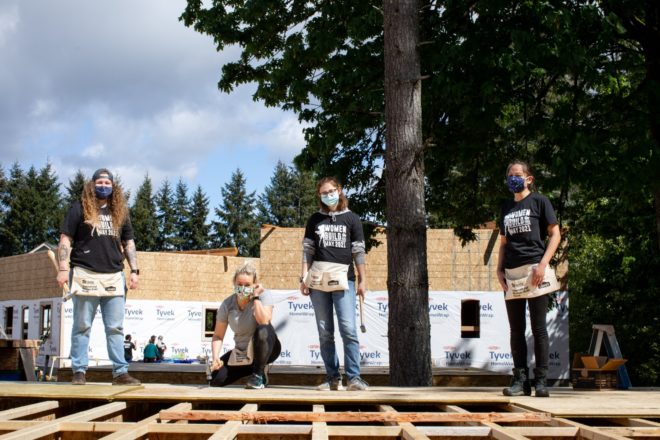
left=58, top=243, right=70, bottom=264
left=123, top=240, right=138, bottom=270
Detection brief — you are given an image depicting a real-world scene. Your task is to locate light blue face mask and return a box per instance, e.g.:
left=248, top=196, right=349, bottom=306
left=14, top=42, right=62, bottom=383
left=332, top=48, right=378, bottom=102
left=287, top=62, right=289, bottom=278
left=234, top=285, right=254, bottom=298
left=321, top=191, right=339, bottom=207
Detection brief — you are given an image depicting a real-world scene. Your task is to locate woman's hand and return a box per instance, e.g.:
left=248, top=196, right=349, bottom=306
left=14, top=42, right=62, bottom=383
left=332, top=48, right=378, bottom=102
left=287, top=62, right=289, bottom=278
left=531, top=263, right=546, bottom=287
left=497, top=269, right=508, bottom=292
left=251, top=283, right=264, bottom=300
left=56, top=270, right=69, bottom=288
left=211, top=359, right=223, bottom=372
left=300, top=280, right=310, bottom=296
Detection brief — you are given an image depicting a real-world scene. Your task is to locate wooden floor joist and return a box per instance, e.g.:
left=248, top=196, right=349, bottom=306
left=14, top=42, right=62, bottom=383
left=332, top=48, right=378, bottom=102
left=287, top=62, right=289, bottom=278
left=0, top=383, right=659, bottom=439
left=158, top=409, right=552, bottom=423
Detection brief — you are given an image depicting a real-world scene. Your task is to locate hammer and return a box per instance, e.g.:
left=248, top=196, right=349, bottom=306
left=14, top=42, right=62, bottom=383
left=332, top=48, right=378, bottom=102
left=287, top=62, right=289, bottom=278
left=47, top=250, right=75, bottom=302
left=359, top=294, right=366, bottom=333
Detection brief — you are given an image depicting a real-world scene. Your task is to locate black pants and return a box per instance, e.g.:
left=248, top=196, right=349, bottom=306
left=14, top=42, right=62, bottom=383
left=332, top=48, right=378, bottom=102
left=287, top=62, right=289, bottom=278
left=505, top=294, right=549, bottom=370
left=210, top=324, right=281, bottom=387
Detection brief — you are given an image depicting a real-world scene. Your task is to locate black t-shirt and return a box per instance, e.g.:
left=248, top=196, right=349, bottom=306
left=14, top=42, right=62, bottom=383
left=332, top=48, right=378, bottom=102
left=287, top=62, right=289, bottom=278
left=123, top=341, right=135, bottom=359
left=499, top=192, right=557, bottom=269
left=60, top=201, right=134, bottom=273
left=304, top=210, right=365, bottom=281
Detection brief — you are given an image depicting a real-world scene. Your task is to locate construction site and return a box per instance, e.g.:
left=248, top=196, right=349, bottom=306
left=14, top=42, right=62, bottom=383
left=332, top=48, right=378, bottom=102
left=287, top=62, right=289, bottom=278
left=1, top=226, right=658, bottom=440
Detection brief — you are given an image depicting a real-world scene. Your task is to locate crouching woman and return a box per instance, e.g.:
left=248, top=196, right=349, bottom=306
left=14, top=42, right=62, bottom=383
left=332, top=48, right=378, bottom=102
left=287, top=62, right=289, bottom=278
left=210, top=262, right=281, bottom=389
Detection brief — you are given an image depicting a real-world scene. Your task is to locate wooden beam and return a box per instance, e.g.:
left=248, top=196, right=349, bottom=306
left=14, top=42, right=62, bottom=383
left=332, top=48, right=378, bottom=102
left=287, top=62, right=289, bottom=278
left=0, top=402, right=126, bottom=440
left=441, top=403, right=529, bottom=440
left=207, top=403, right=258, bottom=440
left=553, top=417, right=631, bottom=440
left=0, top=401, right=58, bottom=421
left=159, top=409, right=551, bottom=423
left=379, top=405, right=428, bottom=440
left=312, top=404, right=328, bottom=440
left=99, top=402, right=193, bottom=440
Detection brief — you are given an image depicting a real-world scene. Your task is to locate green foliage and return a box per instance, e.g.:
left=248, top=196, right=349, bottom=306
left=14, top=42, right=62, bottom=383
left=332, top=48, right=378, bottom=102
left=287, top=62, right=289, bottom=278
left=189, top=185, right=211, bottom=250
left=182, top=0, right=660, bottom=384
left=257, top=161, right=317, bottom=227
left=130, top=175, right=158, bottom=251
left=212, top=169, right=260, bottom=257
left=155, top=179, right=176, bottom=251
left=172, top=179, right=192, bottom=250
left=64, top=170, right=86, bottom=205
left=0, top=162, right=62, bottom=256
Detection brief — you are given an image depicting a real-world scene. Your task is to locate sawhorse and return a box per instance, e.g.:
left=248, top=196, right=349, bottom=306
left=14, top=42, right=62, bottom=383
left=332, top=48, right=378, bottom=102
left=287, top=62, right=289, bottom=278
left=588, top=324, right=631, bottom=389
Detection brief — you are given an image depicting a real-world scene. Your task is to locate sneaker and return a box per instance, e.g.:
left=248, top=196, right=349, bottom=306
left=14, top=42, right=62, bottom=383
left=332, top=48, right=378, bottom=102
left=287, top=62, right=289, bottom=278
left=317, top=377, right=342, bottom=391
left=347, top=376, right=369, bottom=391
left=245, top=373, right=265, bottom=389
left=112, top=373, right=141, bottom=386
left=71, top=371, right=86, bottom=385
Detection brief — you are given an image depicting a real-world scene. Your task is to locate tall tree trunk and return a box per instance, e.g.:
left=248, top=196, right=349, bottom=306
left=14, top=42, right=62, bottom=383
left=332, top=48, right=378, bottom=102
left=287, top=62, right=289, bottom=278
left=384, top=0, right=432, bottom=386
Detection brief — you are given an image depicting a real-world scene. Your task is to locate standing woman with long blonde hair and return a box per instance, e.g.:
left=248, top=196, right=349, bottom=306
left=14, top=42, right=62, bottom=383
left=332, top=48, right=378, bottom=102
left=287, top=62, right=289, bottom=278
left=56, top=168, right=140, bottom=386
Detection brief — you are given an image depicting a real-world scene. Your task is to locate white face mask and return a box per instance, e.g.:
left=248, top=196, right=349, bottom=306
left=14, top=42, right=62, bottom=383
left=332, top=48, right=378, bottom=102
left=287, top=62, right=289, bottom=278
left=321, top=190, right=339, bottom=207
left=234, top=285, right=254, bottom=298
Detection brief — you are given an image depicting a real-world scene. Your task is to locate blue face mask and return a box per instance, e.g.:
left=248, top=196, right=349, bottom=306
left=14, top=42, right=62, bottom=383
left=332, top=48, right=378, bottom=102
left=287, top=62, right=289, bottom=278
left=507, top=176, right=526, bottom=193
left=234, top=285, right=254, bottom=298
left=95, top=185, right=113, bottom=199
left=321, top=191, right=339, bottom=207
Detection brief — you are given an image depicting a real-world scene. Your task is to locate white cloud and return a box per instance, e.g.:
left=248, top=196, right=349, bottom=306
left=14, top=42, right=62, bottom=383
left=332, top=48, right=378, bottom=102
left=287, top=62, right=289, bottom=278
left=0, top=5, right=18, bottom=46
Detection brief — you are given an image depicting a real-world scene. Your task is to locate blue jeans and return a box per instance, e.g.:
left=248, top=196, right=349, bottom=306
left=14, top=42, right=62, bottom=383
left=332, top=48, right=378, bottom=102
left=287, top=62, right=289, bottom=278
left=71, top=293, right=128, bottom=378
left=309, top=281, right=361, bottom=381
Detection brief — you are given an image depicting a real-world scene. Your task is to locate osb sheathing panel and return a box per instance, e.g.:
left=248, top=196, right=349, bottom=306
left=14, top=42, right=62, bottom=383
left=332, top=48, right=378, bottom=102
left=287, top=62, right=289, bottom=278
left=0, top=252, right=62, bottom=301
left=0, top=251, right=256, bottom=303
left=0, top=226, right=566, bottom=302
left=130, top=253, right=257, bottom=301
left=259, top=226, right=567, bottom=291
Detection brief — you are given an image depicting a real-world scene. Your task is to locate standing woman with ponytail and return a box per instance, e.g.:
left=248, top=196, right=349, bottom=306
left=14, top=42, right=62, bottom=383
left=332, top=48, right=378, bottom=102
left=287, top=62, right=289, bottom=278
left=497, top=161, right=561, bottom=397
left=56, top=168, right=140, bottom=386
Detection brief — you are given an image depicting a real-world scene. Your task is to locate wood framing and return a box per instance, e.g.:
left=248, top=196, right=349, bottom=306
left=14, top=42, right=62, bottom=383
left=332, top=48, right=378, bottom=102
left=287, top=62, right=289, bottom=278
left=0, top=384, right=658, bottom=439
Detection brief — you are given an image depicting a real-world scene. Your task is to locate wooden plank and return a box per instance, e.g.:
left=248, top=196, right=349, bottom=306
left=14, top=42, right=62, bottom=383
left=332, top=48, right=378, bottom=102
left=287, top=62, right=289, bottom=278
left=18, top=348, right=37, bottom=381
left=379, top=405, right=428, bottom=440
left=159, top=409, right=551, bottom=423
left=602, top=427, right=660, bottom=437
left=99, top=402, right=192, bottom=440
left=207, top=403, right=258, bottom=440
left=0, top=402, right=126, bottom=440
left=442, top=404, right=528, bottom=440
left=312, top=404, right=328, bottom=440
left=0, top=401, right=58, bottom=421
left=552, top=417, right=631, bottom=440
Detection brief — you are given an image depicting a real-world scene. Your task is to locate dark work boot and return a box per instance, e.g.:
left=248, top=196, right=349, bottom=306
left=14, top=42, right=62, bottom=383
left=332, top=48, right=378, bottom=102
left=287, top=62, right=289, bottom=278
left=533, top=368, right=550, bottom=397
left=502, top=368, right=532, bottom=396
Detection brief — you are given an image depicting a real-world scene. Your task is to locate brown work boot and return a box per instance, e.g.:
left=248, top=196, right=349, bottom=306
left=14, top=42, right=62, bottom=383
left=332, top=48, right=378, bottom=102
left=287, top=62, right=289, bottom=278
left=71, top=371, right=86, bottom=385
left=112, top=373, right=141, bottom=386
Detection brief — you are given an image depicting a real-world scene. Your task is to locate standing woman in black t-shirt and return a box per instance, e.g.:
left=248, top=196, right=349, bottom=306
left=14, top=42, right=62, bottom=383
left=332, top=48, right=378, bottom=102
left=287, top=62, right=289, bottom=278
left=497, top=160, right=561, bottom=397
left=300, top=177, right=369, bottom=391
left=56, top=168, right=140, bottom=386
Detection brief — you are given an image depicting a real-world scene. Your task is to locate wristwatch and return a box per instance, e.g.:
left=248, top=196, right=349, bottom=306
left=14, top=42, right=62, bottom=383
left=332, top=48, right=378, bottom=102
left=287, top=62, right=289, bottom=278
left=131, top=269, right=140, bottom=275
left=252, top=296, right=261, bottom=301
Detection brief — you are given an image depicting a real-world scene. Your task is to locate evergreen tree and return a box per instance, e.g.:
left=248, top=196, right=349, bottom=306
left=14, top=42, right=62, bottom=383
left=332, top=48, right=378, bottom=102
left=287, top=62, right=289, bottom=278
left=155, top=179, right=176, bottom=251
left=0, top=165, right=6, bottom=236
left=64, top=170, right=87, bottom=205
left=188, top=185, right=210, bottom=250
left=130, top=175, right=158, bottom=251
left=0, top=163, right=61, bottom=255
left=172, top=178, right=191, bottom=250
left=258, top=161, right=316, bottom=227
left=213, top=169, right=259, bottom=256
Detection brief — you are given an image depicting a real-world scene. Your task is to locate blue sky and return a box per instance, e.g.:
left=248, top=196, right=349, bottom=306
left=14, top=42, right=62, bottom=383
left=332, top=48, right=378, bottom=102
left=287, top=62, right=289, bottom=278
left=0, top=1, right=306, bottom=213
